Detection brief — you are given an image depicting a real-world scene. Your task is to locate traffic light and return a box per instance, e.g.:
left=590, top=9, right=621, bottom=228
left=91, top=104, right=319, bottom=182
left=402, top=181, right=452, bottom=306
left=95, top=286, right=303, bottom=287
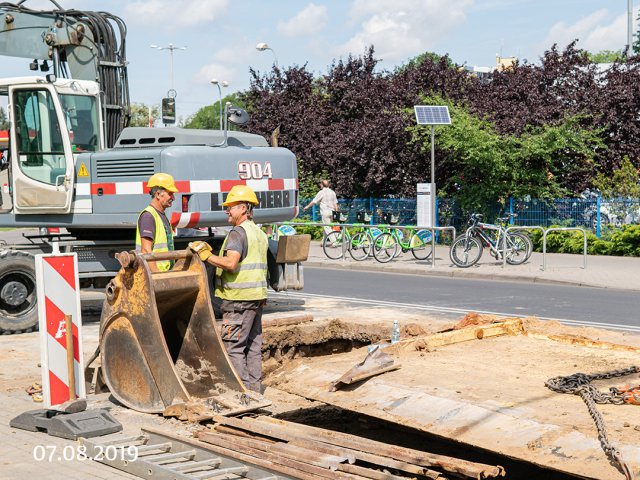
left=162, top=98, right=175, bottom=124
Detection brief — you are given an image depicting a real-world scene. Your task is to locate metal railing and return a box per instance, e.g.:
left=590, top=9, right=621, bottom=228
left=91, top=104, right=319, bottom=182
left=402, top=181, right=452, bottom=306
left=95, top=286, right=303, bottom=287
left=299, top=196, right=640, bottom=238
left=542, top=227, right=587, bottom=271
left=271, top=222, right=456, bottom=268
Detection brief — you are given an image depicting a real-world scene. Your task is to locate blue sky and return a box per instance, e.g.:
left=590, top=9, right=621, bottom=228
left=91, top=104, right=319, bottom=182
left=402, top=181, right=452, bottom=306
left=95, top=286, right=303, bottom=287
left=3, top=1, right=636, bottom=121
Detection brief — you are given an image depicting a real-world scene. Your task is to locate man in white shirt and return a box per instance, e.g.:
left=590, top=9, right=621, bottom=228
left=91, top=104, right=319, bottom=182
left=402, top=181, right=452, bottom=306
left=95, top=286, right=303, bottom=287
left=303, top=179, right=339, bottom=236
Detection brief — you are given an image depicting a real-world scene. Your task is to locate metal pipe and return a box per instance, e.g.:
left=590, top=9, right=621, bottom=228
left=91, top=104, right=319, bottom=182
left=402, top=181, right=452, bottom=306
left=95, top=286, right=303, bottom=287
left=542, top=227, right=587, bottom=270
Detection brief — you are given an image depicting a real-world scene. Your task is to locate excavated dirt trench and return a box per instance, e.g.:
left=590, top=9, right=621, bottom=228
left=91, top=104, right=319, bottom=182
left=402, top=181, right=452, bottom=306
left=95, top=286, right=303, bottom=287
left=258, top=316, right=632, bottom=480
left=260, top=318, right=434, bottom=378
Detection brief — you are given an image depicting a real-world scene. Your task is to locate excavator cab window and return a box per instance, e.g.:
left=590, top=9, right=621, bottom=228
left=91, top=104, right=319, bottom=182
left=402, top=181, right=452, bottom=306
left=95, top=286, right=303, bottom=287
left=13, top=89, right=67, bottom=186
left=60, top=94, right=100, bottom=152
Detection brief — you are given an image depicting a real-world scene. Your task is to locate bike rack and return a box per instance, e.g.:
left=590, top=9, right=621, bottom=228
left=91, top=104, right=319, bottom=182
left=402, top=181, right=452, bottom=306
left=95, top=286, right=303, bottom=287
left=502, top=226, right=545, bottom=269
left=381, top=225, right=457, bottom=268
left=271, top=222, right=456, bottom=268
left=542, top=227, right=587, bottom=271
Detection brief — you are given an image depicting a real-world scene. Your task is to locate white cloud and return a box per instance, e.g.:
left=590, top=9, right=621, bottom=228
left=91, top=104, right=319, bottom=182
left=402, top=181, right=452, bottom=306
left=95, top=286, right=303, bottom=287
left=195, top=62, right=238, bottom=88
left=124, top=0, right=229, bottom=28
left=337, top=0, right=474, bottom=63
left=542, top=8, right=636, bottom=53
left=192, top=43, right=257, bottom=90
left=278, top=3, right=328, bottom=37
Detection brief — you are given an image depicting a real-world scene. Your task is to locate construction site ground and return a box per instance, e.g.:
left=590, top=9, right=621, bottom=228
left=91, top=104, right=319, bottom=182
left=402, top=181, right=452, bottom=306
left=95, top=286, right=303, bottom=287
left=2, top=240, right=640, bottom=479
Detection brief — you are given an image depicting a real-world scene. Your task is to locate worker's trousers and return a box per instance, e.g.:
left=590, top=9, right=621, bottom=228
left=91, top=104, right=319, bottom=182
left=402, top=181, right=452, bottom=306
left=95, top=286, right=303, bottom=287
left=219, top=299, right=264, bottom=393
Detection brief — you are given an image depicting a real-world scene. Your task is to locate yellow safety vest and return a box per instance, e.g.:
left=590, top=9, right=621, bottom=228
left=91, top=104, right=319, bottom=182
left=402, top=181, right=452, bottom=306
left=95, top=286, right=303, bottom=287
left=215, top=220, right=268, bottom=301
left=135, top=206, right=174, bottom=272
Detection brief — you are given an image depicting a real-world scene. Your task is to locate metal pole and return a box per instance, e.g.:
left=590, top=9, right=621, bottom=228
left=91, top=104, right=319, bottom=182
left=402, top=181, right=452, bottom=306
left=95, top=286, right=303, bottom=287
left=628, top=0, right=634, bottom=53
left=430, top=125, right=435, bottom=229
left=216, top=83, right=223, bottom=130
left=169, top=47, right=174, bottom=91
left=65, top=314, right=75, bottom=400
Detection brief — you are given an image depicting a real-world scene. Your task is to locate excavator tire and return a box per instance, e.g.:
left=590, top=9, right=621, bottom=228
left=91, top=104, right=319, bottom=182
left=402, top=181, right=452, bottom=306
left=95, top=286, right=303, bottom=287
left=0, top=250, right=38, bottom=334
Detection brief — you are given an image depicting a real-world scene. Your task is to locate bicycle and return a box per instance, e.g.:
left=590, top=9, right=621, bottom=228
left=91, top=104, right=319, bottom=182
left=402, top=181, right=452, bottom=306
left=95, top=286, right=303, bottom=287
left=347, top=211, right=385, bottom=261
left=372, top=212, right=434, bottom=263
left=449, top=213, right=531, bottom=268
left=495, top=214, right=534, bottom=263
left=322, top=211, right=350, bottom=260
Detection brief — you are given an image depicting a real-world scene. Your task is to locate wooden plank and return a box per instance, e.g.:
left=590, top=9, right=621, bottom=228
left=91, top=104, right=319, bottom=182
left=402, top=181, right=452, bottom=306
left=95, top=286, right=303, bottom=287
left=213, top=426, right=356, bottom=464
left=338, top=462, right=440, bottom=480
left=214, top=419, right=444, bottom=478
left=198, top=431, right=364, bottom=480
left=252, top=416, right=504, bottom=479
left=213, top=424, right=278, bottom=443
left=390, top=318, right=524, bottom=352
left=288, top=437, right=443, bottom=479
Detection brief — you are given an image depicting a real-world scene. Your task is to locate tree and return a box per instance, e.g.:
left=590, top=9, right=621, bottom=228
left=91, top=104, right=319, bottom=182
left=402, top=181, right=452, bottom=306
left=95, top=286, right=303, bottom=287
left=0, top=107, right=8, bottom=130
left=184, top=93, right=244, bottom=129
left=240, top=41, right=640, bottom=201
left=634, top=12, right=640, bottom=55
left=593, top=156, right=640, bottom=198
left=408, top=96, right=604, bottom=212
left=241, top=47, right=472, bottom=197
left=129, top=103, right=159, bottom=127
left=588, top=50, right=624, bottom=63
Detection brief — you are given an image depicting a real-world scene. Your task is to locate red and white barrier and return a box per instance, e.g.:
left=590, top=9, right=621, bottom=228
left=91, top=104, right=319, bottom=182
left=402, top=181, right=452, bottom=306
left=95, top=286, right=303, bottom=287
left=36, top=253, right=85, bottom=407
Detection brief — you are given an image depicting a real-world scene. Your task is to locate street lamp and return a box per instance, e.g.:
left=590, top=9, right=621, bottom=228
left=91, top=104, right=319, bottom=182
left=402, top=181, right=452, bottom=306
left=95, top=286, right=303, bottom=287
left=210, top=78, right=229, bottom=130
left=256, top=42, right=278, bottom=67
left=150, top=43, right=187, bottom=95
left=627, top=0, right=634, bottom=53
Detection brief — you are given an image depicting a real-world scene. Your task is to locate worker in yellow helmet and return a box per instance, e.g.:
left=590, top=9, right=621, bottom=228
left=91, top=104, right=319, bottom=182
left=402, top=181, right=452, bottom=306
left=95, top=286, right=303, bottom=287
left=136, top=173, right=178, bottom=272
left=189, top=185, right=268, bottom=393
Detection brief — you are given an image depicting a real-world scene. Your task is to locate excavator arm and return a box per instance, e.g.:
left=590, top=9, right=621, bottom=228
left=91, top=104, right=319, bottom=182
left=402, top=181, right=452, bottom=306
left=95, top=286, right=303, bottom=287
left=0, top=0, right=130, bottom=146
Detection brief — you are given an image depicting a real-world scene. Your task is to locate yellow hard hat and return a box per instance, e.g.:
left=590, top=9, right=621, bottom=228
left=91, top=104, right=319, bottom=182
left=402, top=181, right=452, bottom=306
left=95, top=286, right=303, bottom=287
left=147, top=173, right=178, bottom=193
left=223, top=185, right=259, bottom=206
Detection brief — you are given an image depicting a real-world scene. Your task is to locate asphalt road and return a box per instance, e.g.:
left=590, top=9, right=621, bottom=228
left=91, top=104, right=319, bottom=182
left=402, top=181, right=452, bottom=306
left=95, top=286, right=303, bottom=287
left=288, top=267, right=640, bottom=332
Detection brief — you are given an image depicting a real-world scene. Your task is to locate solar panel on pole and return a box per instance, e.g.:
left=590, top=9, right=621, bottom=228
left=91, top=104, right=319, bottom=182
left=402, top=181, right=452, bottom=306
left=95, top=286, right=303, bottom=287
left=414, top=106, right=451, bottom=125
left=413, top=105, right=451, bottom=254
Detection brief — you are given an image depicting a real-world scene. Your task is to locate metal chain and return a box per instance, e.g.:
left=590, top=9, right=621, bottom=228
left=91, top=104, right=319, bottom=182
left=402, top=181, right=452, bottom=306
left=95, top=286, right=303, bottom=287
left=546, top=366, right=640, bottom=480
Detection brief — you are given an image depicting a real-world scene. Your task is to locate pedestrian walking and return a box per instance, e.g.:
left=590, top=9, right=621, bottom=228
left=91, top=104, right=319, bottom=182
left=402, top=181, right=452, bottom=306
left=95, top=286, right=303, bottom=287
left=303, top=179, right=339, bottom=236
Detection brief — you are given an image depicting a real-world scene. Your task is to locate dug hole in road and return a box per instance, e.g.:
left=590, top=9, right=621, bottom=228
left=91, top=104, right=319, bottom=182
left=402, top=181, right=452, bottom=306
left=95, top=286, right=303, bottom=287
left=260, top=294, right=640, bottom=479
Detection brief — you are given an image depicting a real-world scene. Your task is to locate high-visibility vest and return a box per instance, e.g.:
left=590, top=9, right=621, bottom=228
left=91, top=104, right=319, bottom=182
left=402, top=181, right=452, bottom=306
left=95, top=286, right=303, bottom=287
left=215, top=220, right=268, bottom=301
left=135, top=206, right=174, bottom=271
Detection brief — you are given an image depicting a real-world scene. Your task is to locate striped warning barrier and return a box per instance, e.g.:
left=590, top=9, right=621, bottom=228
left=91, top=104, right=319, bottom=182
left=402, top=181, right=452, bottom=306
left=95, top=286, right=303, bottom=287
left=35, top=253, right=85, bottom=407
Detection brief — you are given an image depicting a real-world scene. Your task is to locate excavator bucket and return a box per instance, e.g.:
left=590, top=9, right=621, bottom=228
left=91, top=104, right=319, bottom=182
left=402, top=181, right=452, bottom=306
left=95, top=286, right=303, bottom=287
left=99, top=249, right=268, bottom=414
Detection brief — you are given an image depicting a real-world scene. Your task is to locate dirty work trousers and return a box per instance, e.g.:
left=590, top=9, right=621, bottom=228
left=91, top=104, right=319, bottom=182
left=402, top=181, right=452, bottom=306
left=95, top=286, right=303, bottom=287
left=220, top=299, right=264, bottom=393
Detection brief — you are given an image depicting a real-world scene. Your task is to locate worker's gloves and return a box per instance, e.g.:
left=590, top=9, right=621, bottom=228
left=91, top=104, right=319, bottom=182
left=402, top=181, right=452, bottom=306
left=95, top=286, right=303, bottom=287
left=188, top=241, right=212, bottom=262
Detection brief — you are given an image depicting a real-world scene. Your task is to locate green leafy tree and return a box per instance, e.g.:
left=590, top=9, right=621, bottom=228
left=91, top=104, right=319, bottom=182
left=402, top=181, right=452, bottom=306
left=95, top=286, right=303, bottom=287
left=0, top=107, right=8, bottom=130
left=634, top=12, right=640, bottom=55
left=409, top=96, right=604, bottom=213
left=593, top=156, right=640, bottom=198
left=588, top=50, right=624, bottom=63
left=184, top=93, right=244, bottom=129
left=129, top=103, right=159, bottom=127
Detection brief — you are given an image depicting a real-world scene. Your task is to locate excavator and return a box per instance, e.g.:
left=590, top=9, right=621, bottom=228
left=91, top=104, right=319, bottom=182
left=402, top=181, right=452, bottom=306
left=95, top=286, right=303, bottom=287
left=0, top=1, right=308, bottom=413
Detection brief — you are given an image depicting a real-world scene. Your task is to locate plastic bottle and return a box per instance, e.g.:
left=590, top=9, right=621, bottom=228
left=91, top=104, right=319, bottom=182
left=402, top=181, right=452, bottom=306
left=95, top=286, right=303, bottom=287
left=391, top=319, right=400, bottom=344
